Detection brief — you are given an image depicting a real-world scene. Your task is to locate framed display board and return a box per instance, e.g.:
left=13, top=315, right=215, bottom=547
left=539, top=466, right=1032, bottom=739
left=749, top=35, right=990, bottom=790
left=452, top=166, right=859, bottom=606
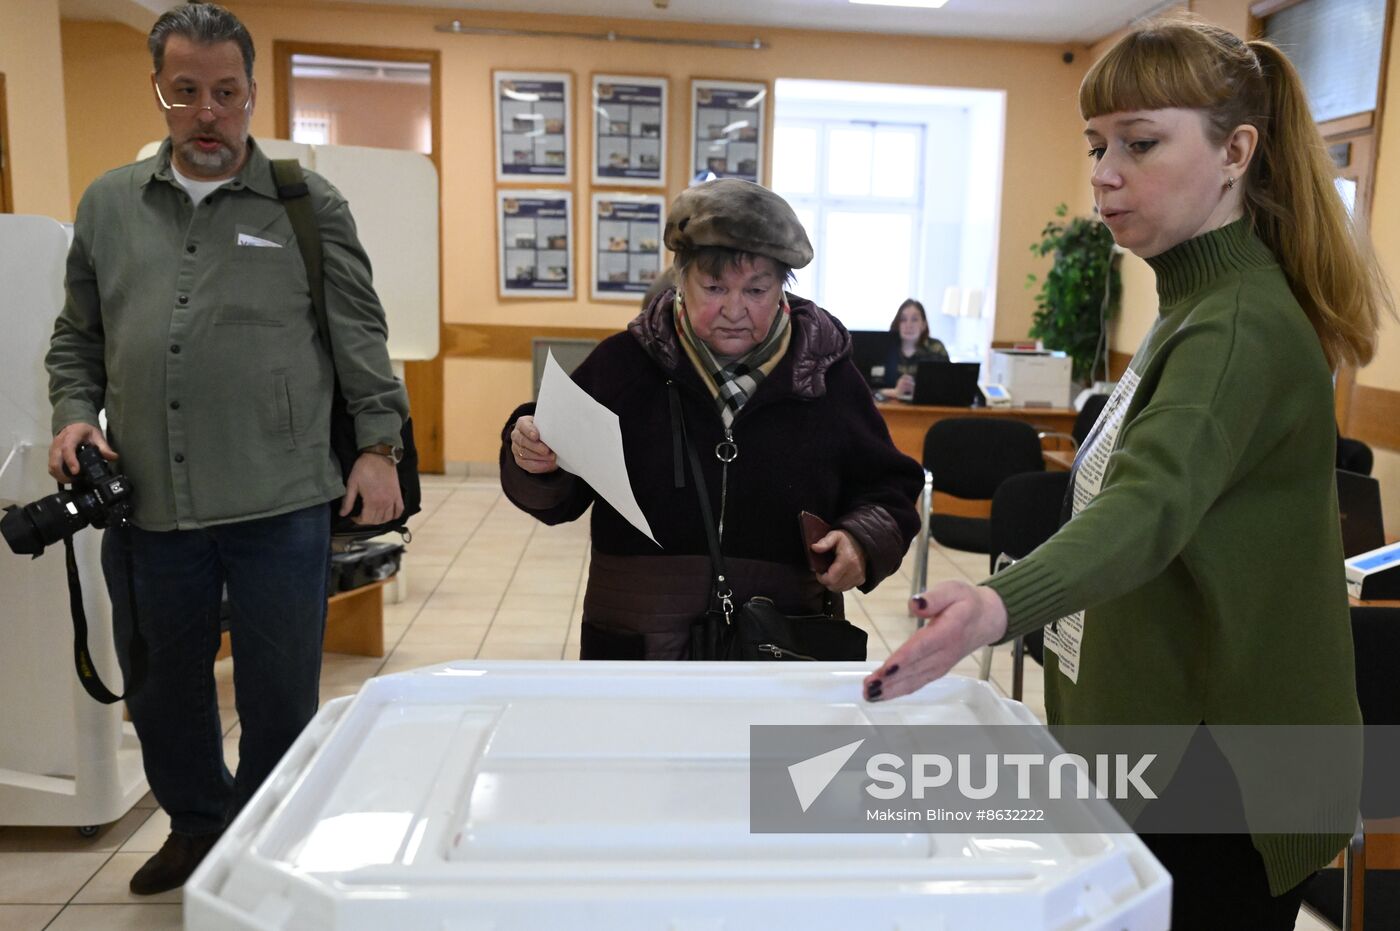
left=494, top=71, right=573, bottom=183
left=591, top=74, right=667, bottom=187
left=590, top=193, right=666, bottom=302
left=498, top=190, right=574, bottom=298
left=690, top=79, right=766, bottom=184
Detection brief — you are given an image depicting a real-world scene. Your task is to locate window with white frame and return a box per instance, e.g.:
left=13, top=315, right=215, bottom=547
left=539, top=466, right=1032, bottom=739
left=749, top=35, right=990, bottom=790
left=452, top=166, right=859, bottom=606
left=774, top=120, right=923, bottom=322
left=772, top=79, right=1005, bottom=361
left=292, top=110, right=335, bottom=145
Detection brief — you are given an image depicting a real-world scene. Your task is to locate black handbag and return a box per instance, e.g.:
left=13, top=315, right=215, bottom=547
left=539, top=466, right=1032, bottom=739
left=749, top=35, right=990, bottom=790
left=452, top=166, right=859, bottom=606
left=271, top=159, right=421, bottom=538
left=670, top=383, right=867, bottom=662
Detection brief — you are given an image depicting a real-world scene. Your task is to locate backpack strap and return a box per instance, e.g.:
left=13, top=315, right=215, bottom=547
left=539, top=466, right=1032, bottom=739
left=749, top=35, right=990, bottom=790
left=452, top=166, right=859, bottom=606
left=270, top=158, right=330, bottom=353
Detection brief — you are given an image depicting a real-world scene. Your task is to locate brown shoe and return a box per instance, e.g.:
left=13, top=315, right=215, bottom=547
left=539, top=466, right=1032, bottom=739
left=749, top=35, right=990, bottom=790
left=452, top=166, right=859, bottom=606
left=128, top=831, right=222, bottom=895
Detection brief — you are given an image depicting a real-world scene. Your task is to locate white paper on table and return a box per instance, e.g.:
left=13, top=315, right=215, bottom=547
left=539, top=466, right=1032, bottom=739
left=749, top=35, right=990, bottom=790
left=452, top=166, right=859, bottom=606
left=533, top=351, right=658, bottom=546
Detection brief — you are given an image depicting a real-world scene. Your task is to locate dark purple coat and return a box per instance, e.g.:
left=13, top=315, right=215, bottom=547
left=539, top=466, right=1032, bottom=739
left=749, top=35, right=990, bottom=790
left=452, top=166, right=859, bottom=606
left=500, top=291, right=924, bottom=658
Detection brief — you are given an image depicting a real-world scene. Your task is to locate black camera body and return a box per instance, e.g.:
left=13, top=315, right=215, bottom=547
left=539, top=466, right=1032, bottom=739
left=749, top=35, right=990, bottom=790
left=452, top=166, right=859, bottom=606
left=1, top=443, right=133, bottom=557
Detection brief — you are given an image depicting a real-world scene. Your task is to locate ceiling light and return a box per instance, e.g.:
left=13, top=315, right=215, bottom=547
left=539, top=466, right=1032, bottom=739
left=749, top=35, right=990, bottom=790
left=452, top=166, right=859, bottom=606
left=849, top=0, right=952, bottom=7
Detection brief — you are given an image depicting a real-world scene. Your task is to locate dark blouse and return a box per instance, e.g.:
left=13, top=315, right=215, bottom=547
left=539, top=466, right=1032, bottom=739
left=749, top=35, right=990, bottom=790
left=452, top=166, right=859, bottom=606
left=889, top=340, right=950, bottom=381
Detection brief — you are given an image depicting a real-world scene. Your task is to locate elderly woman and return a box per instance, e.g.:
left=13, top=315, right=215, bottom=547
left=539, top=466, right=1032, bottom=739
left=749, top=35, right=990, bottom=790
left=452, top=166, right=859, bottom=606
left=887, top=298, right=949, bottom=396
left=502, top=180, right=923, bottom=660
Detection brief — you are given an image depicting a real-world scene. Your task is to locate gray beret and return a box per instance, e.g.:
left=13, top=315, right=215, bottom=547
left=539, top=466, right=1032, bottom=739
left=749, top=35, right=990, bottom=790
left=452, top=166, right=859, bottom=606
left=664, top=179, right=813, bottom=270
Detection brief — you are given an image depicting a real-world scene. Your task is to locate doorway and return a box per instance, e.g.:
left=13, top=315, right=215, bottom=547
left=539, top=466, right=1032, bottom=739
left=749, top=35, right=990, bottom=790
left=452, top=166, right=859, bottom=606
left=274, top=42, right=444, bottom=472
left=1, top=73, right=13, bottom=213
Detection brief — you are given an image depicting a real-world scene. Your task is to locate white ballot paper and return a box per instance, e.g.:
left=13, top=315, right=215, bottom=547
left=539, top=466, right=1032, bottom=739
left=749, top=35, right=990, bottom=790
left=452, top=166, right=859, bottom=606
left=533, top=351, right=658, bottom=546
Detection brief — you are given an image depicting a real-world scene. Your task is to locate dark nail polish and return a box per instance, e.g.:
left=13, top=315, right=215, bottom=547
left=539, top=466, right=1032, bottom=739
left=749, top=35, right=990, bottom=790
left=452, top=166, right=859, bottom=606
left=883, top=664, right=899, bottom=677
left=914, top=596, right=927, bottom=610
left=866, top=689, right=883, bottom=702
left=866, top=682, right=883, bottom=698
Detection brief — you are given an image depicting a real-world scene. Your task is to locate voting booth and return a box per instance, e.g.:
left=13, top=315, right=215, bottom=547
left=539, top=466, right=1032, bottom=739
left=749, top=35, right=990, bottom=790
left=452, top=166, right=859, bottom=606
left=0, top=215, right=147, bottom=830
left=186, top=663, right=1171, bottom=930
left=0, top=142, right=440, bottom=830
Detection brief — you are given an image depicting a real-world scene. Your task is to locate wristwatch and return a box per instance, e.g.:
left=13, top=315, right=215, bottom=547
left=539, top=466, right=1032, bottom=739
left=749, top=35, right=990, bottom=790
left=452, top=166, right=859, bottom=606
left=361, top=443, right=404, bottom=465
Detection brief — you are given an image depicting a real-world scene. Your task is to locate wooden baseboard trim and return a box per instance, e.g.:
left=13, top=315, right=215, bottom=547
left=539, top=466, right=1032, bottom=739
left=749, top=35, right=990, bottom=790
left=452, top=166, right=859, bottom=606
left=404, top=357, right=443, bottom=473
left=442, top=323, right=623, bottom=360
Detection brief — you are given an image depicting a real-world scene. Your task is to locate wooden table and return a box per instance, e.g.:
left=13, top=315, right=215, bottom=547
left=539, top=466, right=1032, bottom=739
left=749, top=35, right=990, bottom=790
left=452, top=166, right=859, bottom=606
left=876, top=401, right=1078, bottom=462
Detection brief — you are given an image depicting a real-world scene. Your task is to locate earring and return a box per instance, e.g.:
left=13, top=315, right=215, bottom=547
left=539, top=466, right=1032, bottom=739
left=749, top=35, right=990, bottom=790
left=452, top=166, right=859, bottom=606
left=1224, top=176, right=1237, bottom=190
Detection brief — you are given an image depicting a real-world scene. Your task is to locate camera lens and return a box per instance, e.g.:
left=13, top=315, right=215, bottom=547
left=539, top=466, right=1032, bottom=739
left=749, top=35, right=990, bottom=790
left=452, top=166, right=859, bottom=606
left=0, top=492, right=94, bottom=557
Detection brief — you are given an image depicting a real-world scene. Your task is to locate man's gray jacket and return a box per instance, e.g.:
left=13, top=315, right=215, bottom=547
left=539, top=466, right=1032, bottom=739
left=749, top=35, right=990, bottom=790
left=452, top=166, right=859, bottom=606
left=46, top=137, right=408, bottom=530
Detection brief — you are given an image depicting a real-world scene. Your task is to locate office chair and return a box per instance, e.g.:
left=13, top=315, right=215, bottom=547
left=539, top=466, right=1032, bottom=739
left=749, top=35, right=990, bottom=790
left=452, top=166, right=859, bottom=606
left=921, top=417, right=1046, bottom=554
left=1073, top=393, right=1111, bottom=447
left=1337, top=433, right=1375, bottom=477
left=986, top=470, right=1071, bottom=699
left=908, top=418, right=1045, bottom=635
left=1037, top=392, right=1109, bottom=455
left=1299, top=606, right=1400, bottom=931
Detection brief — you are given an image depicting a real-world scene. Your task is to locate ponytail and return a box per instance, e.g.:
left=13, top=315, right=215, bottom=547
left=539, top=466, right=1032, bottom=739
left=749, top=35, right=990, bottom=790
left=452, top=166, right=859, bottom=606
left=1080, top=18, right=1393, bottom=371
left=1244, top=40, right=1392, bottom=370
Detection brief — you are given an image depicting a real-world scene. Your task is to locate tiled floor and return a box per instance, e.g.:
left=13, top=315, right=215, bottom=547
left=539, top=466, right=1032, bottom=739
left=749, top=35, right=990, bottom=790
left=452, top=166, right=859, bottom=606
left=0, top=475, right=1334, bottom=930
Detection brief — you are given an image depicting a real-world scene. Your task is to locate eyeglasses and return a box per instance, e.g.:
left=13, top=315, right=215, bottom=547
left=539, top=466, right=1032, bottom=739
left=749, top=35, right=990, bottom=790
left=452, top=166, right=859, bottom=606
left=155, top=81, right=253, bottom=116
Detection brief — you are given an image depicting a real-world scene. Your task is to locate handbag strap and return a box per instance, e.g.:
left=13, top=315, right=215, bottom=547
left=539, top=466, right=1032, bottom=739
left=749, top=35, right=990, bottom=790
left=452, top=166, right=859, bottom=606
left=270, top=159, right=332, bottom=357
left=667, top=381, right=733, bottom=619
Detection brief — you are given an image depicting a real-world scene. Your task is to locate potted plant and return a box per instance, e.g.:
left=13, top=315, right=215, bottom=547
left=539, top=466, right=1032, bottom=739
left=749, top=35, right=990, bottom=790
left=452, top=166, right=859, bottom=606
left=1025, top=204, right=1121, bottom=386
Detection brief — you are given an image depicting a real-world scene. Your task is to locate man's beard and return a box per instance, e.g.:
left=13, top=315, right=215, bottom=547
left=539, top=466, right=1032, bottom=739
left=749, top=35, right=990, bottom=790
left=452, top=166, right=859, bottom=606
left=176, top=137, right=239, bottom=176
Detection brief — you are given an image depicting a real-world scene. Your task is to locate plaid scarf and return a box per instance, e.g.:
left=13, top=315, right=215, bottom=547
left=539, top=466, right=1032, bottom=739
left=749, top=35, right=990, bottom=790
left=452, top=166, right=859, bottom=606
left=674, top=291, right=791, bottom=428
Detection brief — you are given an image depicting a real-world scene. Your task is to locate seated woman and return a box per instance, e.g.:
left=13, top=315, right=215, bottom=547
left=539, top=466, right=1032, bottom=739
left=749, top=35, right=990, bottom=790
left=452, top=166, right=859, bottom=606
left=501, top=180, right=923, bottom=660
left=887, top=298, right=949, bottom=396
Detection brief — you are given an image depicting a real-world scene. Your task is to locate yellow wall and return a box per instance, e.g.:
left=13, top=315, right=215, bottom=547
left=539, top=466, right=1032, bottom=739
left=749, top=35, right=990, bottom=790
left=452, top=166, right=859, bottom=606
left=1, top=0, right=72, bottom=219
left=1362, top=2, right=1400, bottom=395
left=59, top=1, right=1096, bottom=460
left=60, top=20, right=165, bottom=215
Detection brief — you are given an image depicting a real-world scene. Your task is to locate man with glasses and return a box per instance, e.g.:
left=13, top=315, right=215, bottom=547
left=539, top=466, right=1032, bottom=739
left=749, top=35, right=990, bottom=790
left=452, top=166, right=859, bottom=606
left=44, top=2, right=408, bottom=894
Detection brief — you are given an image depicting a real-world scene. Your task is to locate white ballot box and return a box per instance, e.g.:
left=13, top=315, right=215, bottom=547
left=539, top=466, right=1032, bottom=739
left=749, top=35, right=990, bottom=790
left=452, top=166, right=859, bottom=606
left=186, top=663, right=1170, bottom=930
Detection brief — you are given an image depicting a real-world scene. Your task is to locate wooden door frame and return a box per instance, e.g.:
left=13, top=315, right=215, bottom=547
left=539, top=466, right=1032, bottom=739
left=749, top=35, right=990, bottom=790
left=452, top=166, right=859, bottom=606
left=0, top=73, right=13, bottom=213
left=273, top=41, right=446, bottom=473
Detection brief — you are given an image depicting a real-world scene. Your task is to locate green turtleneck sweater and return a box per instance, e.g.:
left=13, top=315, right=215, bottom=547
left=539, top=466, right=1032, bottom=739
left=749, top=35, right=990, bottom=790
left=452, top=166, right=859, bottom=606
left=984, top=220, right=1361, bottom=894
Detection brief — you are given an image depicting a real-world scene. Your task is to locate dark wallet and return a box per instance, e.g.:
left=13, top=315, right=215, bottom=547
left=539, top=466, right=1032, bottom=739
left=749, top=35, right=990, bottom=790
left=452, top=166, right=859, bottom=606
left=799, top=511, right=836, bottom=575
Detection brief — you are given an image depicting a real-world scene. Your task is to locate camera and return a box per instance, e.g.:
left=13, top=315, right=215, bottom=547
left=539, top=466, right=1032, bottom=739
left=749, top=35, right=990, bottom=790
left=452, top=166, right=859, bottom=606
left=1, top=443, right=133, bottom=557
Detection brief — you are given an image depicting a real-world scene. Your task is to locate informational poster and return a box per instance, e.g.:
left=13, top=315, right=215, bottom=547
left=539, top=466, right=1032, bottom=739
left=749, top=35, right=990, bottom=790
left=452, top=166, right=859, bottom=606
left=592, top=74, right=667, bottom=187
left=690, top=79, right=766, bottom=184
left=591, top=193, right=665, bottom=302
left=494, top=71, right=572, bottom=183
left=498, top=190, right=574, bottom=298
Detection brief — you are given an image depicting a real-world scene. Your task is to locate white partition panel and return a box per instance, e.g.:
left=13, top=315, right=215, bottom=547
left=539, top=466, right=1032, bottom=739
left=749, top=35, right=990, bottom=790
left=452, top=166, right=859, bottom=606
left=0, top=215, right=147, bottom=829
left=312, top=145, right=439, bottom=361
left=136, top=139, right=440, bottom=361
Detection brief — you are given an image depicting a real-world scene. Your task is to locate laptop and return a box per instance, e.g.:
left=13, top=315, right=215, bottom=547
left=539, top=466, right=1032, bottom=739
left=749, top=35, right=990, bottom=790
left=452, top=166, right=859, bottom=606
left=1337, top=468, right=1386, bottom=558
left=911, top=361, right=982, bottom=407
left=849, top=330, right=897, bottom=389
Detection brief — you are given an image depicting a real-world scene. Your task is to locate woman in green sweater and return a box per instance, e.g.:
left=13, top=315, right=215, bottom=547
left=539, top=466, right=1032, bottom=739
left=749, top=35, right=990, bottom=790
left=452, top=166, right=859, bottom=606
left=867, top=18, right=1392, bottom=929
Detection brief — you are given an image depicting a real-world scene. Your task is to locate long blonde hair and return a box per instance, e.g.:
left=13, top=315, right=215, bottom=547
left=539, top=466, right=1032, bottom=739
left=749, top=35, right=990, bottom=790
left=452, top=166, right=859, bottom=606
left=1080, top=17, right=1393, bottom=369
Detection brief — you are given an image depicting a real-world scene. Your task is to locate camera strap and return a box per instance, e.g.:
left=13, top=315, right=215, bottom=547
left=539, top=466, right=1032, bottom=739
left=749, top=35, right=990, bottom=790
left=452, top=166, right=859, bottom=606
left=62, top=528, right=146, bottom=704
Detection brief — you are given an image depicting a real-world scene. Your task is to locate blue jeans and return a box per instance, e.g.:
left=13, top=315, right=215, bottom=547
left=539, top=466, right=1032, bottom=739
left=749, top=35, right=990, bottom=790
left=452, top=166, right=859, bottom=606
left=102, top=504, right=331, bottom=836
